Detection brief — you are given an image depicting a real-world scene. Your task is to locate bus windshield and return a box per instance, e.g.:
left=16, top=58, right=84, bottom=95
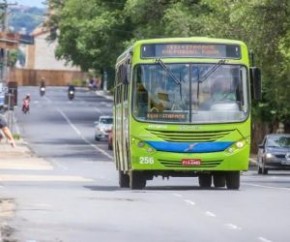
left=132, top=63, right=248, bottom=123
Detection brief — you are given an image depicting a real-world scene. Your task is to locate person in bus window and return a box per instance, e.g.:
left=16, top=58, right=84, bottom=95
left=136, top=83, right=148, bottom=117
left=211, top=77, right=236, bottom=102
left=199, top=76, right=236, bottom=110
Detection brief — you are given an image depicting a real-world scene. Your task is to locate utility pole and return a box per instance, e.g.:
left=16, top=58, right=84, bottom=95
left=0, top=0, right=17, bottom=134
left=0, top=0, right=17, bottom=86
left=1, top=0, right=9, bottom=85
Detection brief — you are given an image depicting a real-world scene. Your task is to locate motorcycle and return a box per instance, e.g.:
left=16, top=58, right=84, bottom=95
left=68, top=90, right=75, bottom=100
left=40, top=87, right=45, bottom=96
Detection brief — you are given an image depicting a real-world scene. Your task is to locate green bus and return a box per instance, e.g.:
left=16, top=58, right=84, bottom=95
left=113, top=37, right=261, bottom=190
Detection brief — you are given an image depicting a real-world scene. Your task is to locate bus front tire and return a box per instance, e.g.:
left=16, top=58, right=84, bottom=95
left=225, top=171, right=240, bottom=190
left=198, top=174, right=212, bottom=188
left=119, top=171, right=130, bottom=188
left=213, top=174, right=226, bottom=188
left=130, top=171, right=146, bottom=190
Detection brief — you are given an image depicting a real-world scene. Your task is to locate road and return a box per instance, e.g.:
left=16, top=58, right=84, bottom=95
left=1, top=86, right=290, bottom=242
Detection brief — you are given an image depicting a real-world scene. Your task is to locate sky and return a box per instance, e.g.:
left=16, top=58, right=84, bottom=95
left=12, top=0, right=45, bottom=8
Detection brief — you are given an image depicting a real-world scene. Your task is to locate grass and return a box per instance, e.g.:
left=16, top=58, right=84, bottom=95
left=12, top=134, right=21, bottom=140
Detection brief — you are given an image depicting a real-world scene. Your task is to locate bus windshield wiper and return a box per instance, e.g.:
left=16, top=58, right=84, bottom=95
left=199, top=59, right=227, bottom=83
left=155, top=59, right=181, bottom=85
left=195, top=59, right=226, bottom=107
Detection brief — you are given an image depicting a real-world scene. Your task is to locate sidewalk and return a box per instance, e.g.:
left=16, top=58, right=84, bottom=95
left=0, top=140, right=52, bottom=170
left=0, top=139, right=30, bottom=158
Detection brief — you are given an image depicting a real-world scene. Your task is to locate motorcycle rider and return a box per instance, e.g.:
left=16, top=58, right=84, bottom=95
left=40, top=77, right=46, bottom=88
left=67, top=83, right=75, bottom=99
left=22, top=94, right=31, bottom=113
left=68, top=83, right=75, bottom=92
left=40, top=78, right=46, bottom=96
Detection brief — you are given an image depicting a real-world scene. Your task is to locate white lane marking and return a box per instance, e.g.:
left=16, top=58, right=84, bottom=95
left=184, top=199, right=195, bottom=206
left=225, top=223, right=242, bottom=230
left=258, top=236, right=273, bottom=242
left=205, top=211, right=216, bottom=217
left=244, top=183, right=290, bottom=191
left=50, top=159, right=68, bottom=170
left=33, top=203, right=52, bottom=208
left=173, top=193, right=183, bottom=198
left=0, top=174, right=94, bottom=182
left=57, top=108, right=113, bottom=160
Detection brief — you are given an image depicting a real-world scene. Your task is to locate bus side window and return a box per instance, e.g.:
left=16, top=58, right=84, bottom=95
left=136, top=83, right=148, bottom=117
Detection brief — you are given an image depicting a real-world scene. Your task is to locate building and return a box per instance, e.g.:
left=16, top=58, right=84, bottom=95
left=25, top=26, right=80, bottom=71
left=10, top=26, right=84, bottom=86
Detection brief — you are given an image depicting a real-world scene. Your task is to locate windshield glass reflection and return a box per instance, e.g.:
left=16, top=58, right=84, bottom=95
left=132, top=63, right=248, bottom=123
left=268, top=136, right=290, bottom=148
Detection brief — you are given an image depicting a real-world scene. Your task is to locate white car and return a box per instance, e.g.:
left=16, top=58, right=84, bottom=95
left=94, top=115, right=113, bottom=141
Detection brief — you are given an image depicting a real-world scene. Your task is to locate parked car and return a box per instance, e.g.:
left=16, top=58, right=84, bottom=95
left=108, top=128, right=113, bottom=150
left=94, top=115, right=113, bottom=141
left=257, top=133, right=290, bottom=174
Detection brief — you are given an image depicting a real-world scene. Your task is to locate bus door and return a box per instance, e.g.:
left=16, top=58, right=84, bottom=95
left=122, top=84, right=130, bottom=171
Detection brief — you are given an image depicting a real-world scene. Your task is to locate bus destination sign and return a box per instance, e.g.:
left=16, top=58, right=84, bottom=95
left=141, top=43, right=241, bottom=59
left=147, top=112, right=188, bottom=122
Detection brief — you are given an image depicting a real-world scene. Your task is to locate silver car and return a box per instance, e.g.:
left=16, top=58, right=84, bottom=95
left=94, top=116, right=113, bottom=141
left=257, top=133, right=290, bottom=174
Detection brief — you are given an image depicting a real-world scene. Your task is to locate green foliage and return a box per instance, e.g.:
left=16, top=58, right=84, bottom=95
left=8, top=50, right=18, bottom=67
left=13, top=133, right=21, bottom=140
left=71, top=78, right=84, bottom=87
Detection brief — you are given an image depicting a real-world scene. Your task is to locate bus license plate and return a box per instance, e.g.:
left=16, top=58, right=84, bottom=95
left=182, top=159, right=201, bottom=166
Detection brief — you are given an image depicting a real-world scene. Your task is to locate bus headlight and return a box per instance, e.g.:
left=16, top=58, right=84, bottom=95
left=226, top=139, right=247, bottom=153
left=134, top=139, right=156, bottom=153
left=138, top=141, right=145, bottom=148
left=236, top=141, right=245, bottom=148
left=228, top=147, right=234, bottom=153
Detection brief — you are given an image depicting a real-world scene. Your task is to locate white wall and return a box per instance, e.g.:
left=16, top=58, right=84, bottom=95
left=33, top=33, right=80, bottom=71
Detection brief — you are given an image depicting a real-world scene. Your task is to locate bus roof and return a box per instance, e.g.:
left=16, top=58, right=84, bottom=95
left=116, top=37, right=247, bottom=63
left=134, top=37, right=245, bottom=46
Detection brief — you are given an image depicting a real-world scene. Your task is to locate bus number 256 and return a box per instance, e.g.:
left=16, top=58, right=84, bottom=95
left=139, top=157, right=154, bottom=164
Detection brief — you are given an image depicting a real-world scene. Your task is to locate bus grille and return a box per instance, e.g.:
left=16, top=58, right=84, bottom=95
left=159, top=159, right=222, bottom=168
left=146, top=129, right=234, bottom=142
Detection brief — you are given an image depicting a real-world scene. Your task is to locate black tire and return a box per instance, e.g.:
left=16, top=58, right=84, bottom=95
left=198, top=174, right=212, bottom=188
left=130, top=171, right=146, bottom=190
left=95, top=136, right=100, bottom=141
left=119, top=171, right=129, bottom=188
left=261, top=160, right=268, bottom=175
left=257, top=165, right=262, bottom=174
left=225, top=171, right=240, bottom=190
left=213, top=174, right=226, bottom=188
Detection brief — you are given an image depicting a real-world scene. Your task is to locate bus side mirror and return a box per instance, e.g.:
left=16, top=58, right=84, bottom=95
left=250, top=67, right=262, bottom=101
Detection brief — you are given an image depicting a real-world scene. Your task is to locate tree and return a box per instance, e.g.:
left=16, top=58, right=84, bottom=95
left=46, top=0, right=131, bottom=72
